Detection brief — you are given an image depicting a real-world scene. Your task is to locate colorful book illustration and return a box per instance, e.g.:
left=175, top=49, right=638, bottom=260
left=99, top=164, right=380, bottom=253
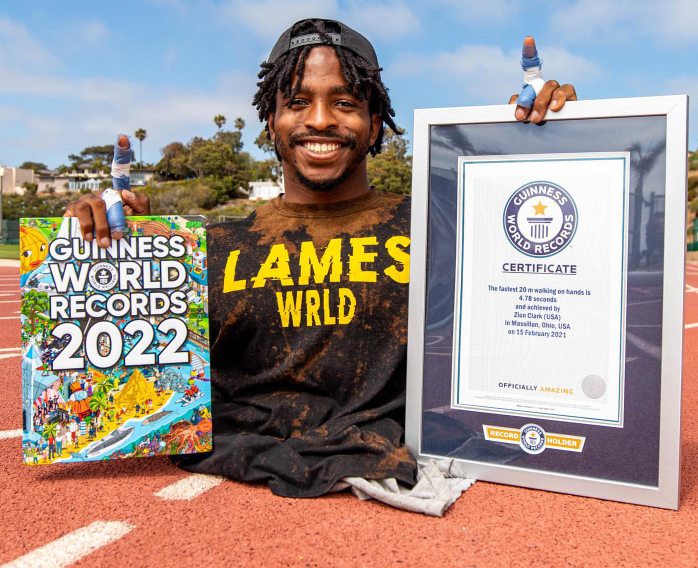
left=20, top=215, right=211, bottom=464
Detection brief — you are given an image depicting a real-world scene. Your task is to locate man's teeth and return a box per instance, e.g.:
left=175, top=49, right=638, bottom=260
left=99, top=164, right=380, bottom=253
left=303, top=142, right=340, bottom=154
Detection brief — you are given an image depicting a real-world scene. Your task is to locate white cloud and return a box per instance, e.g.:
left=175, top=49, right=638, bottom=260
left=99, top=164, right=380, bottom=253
left=0, top=59, right=260, bottom=167
left=549, top=0, right=698, bottom=46
left=216, top=0, right=418, bottom=41
left=219, top=0, right=339, bottom=39
left=145, top=0, right=188, bottom=13
left=433, top=0, right=520, bottom=22
left=341, top=1, right=420, bottom=41
left=80, top=20, right=109, bottom=43
left=0, top=17, right=59, bottom=67
left=0, top=14, right=266, bottom=167
left=664, top=76, right=698, bottom=149
left=391, top=44, right=598, bottom=103
left=652, top=0, right=698, bottom=45
left=163, top=46, right=178, bottom=68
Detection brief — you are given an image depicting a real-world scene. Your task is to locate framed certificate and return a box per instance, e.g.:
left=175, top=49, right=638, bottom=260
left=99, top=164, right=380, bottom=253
left=406, top=96, right=687, bottom=509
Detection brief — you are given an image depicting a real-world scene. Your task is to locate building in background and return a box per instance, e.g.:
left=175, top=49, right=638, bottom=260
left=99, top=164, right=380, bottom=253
left=0, top=166, right=154, bottom=194
left=248, top=179, right=284, bottom=201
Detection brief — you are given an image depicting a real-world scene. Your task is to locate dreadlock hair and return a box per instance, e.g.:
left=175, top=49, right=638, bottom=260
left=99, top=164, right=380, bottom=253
left=252, top=19, right=400, bottom=157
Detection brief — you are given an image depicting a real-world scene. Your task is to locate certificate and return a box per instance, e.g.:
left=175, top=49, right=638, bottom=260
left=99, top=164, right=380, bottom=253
left=405, top=96, right=687, bottom=509
left=452, top=153, right=629, bottom=426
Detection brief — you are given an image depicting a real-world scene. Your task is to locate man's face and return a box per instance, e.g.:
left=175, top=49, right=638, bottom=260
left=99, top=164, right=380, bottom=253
left=268, top=46, right=381, bottom=193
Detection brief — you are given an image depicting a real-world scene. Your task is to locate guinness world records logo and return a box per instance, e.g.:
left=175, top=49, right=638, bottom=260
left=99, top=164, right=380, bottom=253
left=503, top=181, right=578, bottom=258
left=520, top=424, right=546, bottom=454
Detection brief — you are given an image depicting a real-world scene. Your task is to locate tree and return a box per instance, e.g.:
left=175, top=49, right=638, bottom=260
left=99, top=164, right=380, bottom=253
left=690, top=151, right=698, bottom=172
left=234, top=117, right=245, bottom=131
left=215, top=129, right=244, bottom=153
left=254, top=128, right=281, bottom=180
left=89, top=392, right=109, bottom=426
left=628, top=142, right=664, bottom=269
left=3, top=191, right=71, bottom=219
left=42, top=422, right=58, bottom=440
left=366, top=128, right=412, bottom=195
left=57, top=165, right=69, bottom=175
left=213, top=115, right=226, bottom=131
left=134, top=128, right=147, bottom=168
left=21, top=290, right=49, bottom=335
left=94, top=378, right=115, bottom=397
left=255, top=128, right=276, bottom=155
left=79, top=145, right=113, bottom=165
left=68, top=154, right=83, bottom=171
left=19, top=162, right=48, bottom=172
left=22, top=182, right=38, bottom=196
left=156, top=142, right=190, bottom=180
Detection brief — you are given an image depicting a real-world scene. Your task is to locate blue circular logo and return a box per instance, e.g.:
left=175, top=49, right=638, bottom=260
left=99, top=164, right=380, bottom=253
left=520, top=424, right=546, bottom=454
left=503, top=181, right=578, bottom=258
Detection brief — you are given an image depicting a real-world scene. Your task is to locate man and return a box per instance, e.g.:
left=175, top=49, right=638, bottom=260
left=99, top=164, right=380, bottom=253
left=64, top=18, right=575, bottom=498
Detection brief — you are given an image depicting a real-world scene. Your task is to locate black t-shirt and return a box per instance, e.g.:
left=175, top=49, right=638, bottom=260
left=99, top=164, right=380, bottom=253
left=175, top=189, right=418, bottom=497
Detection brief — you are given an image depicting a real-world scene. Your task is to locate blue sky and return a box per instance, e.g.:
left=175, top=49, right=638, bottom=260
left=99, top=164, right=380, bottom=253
left=1, top=0, right=697, bottom=169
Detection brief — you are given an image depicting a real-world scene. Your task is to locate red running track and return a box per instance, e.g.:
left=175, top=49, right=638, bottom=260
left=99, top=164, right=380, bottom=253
left=1, top=263, right=698, bottom=568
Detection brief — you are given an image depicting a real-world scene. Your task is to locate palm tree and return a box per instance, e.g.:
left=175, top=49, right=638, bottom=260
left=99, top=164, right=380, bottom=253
left=134, top=128, right=147, bottom=169
left=93, top=377, right=115, bottom=398
left=42, top=422, right=58, bottom=439
left=213, top=115, right=226, bottom=131
left=234, top=117, right=245, bottom=131
left=628, top=142, right=664, bottom=269
left=90, top=392, right=109, bottom=428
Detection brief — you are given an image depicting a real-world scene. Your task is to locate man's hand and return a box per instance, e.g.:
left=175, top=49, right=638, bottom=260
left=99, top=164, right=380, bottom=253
left=63, top=133, right=149, bottom=247
left=63, top=189, right=150, bottom=247
left=508, top=36, right=577, bottom=124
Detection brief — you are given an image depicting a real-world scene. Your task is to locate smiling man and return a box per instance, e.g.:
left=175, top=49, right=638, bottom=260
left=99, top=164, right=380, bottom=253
left=65, top=18, right=576, bottom=504
left=172, top=18, right=575, bottom=499
left=176, top=20, right=420, bottom=496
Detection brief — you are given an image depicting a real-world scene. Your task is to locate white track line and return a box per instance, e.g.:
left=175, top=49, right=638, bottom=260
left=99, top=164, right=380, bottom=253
left=626, top=333, right=661, bottom=360
left=627, top=299, right=662, bottom=307
left=0, top=353, right=22, bottom=359
left=686, top=323, right=698, bottom=329
left=0, top=316, right=20, bottom=320
left=0, top=300, right=20, bottom=303
left=0, top=347, right=21, bottom=352
left=154, top=473, right=224, bottom=501
left=0, top=429, right=22, bottom=440
left=2, top=520, right=135, bottom=568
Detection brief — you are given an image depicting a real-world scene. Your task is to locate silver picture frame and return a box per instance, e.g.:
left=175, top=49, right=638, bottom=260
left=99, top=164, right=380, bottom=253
left=406, top=96, right=688, bottom=509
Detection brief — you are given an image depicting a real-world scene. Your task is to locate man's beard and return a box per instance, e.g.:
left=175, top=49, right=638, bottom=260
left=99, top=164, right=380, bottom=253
left=276, top=129, right=371, bottom=193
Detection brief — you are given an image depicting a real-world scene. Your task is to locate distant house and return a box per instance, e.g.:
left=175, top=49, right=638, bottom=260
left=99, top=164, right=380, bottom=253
left=0, top=167, right=35, bottom=194
left=129, top=169, right=155, bottom=187
left=0, top=165, right=155, bottom=194
left=248, top=179, right=284, bottom=200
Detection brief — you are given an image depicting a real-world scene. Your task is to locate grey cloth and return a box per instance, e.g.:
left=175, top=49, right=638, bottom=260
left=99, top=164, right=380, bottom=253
left=331, top=459, right=475, bottom=517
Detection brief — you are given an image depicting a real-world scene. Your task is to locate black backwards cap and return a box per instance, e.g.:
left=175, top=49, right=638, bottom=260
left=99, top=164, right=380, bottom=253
left=267, top=18, right=380, bottom=68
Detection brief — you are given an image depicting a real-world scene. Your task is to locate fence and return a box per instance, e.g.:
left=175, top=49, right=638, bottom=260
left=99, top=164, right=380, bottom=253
left=690, top=218, right=698, bottom=252
left=3, top=219, right=19, bottom=244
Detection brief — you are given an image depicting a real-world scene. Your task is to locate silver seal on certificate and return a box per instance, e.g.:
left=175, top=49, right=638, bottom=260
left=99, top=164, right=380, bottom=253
left=582, top=375, right=607, bottom=399
left=503, top=181, right=578, bottom=258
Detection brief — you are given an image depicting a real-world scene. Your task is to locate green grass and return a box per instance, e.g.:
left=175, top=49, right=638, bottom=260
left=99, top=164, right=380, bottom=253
left=0, top=244, right=18, bottom=260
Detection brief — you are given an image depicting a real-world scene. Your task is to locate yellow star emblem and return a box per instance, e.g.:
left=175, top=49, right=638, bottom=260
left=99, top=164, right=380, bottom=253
left=533, top=201, right=547, bottom=216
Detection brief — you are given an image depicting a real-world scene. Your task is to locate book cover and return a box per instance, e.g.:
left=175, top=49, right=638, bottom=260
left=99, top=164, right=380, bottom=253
left=20, top=215, right=212, bottom=464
